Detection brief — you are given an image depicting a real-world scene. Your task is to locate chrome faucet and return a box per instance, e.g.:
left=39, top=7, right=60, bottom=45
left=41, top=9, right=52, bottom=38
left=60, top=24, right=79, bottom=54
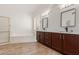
left=65, top=27, right=68, bottom=32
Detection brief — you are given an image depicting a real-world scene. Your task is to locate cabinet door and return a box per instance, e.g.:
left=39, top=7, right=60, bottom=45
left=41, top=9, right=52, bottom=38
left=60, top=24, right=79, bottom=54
left=36, top=31, right=40, bottom=42
left=37, top=31, right=45, bottom=44
left=52, top=33, right=62, bottom=51
left=63, top=34, right=79, bottom=55
left=39, top=32, right=45, bottom=44
left=44, top=32, right=52, bottom=47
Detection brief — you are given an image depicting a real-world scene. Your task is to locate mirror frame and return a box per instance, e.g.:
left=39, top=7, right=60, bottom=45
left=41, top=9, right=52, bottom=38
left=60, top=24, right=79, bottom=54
left=42, top=16, right=48, bottom=30
left=60, top=8, right=76, bottom=27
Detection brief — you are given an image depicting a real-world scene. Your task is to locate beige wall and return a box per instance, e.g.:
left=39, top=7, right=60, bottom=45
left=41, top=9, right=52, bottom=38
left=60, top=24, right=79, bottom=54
left=0, top=5, right=35, bottom=43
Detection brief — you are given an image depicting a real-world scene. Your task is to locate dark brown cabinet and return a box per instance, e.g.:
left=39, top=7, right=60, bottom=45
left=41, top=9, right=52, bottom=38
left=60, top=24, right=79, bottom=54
left=52, top=33, right=63, bottom=52
left=36, top=31, right=40, bottom=41
left=63, top=34, right=79, bottom=55
left=37, top=31, right=79, bottom=55
left=37, top=31, right=52, bottom=47
left=44, top=32, right=52, bottom=47
left=36, top=31, right=45, bottom=44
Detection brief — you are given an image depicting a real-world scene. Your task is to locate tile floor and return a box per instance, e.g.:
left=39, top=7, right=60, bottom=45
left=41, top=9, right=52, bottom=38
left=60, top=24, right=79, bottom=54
left=0, top=42, right=62, bottom=55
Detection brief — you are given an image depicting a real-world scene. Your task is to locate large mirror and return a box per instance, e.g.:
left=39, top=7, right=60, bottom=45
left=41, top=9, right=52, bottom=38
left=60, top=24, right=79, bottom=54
left=42, top=16, right=48, bottom=30
left=61, top=8, right=76, bottom=27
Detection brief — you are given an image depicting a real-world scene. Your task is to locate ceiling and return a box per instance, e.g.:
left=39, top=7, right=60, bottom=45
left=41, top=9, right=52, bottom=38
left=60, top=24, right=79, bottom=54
left=0, top=4, right=52, bottom=15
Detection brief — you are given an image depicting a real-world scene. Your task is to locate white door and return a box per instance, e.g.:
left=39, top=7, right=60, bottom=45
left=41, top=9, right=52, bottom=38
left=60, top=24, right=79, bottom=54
left=0, top=17, right=9, bottom=43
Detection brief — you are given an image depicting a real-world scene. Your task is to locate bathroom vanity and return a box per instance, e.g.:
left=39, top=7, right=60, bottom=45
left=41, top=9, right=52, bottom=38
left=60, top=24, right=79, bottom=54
left=36, top=31, right=79, bottom=55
